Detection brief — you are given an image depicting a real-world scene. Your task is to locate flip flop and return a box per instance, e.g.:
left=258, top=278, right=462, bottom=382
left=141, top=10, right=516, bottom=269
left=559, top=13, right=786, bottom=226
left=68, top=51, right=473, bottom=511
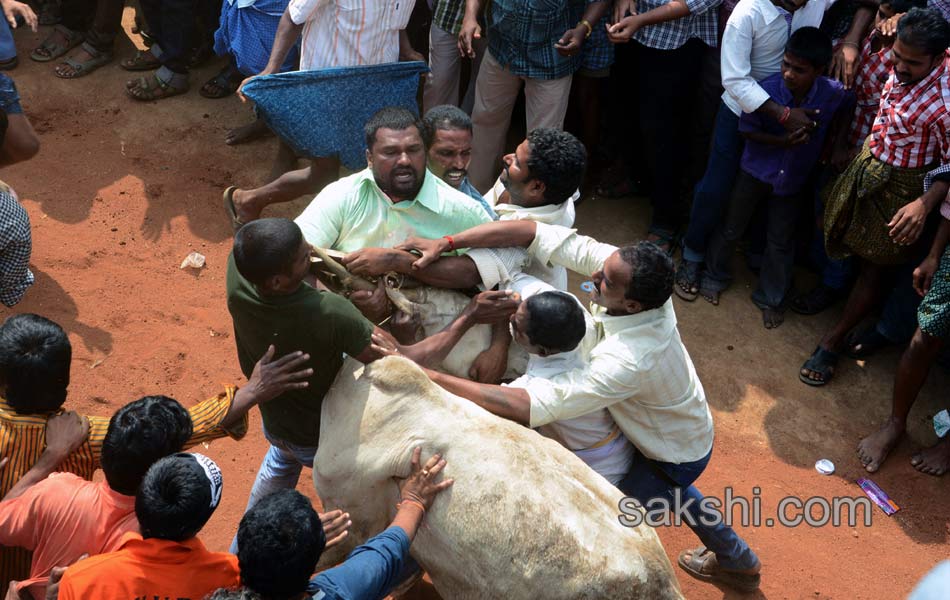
left=222, top=186, right=245, bottom=232
left=0, top=56, right=17, bottom=71
left=200, top=66, right=241, bottom=99
left=799, top=345, right=839, bottom=386
left=674, top=259, right=700, bottom=302
left=677, top=546, right=761, bottom=593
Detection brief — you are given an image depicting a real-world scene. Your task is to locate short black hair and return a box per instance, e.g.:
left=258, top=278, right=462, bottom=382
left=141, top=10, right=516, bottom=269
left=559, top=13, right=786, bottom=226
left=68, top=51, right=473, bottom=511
left=897, top=7, right=950, bottom=57
left=786, top=27, right=833, bottom=68
left=618, top=242, right=674, bottom=310
left=422, top=105, right=472, bottom=147
left=101, top=395, right=193, bottom=496
left=137, top=454, right=219, bottom=542
left=524, top=128, right=587, bottom=204
left=883, top=0, right=928, bottom=14
left=524, top=292, right=587, bottom=353
left=237, top=490, right=326, bottom=600
left=0, top=314, right=71, bottom=413
left=364, top=106, right=423, bottom=150
left=233, top=218, right=304, bottom=287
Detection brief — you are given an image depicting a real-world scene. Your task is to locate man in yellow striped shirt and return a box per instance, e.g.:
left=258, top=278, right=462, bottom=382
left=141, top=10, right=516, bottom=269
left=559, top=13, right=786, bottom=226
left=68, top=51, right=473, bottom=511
left=0, top=313, right=312, bottom=590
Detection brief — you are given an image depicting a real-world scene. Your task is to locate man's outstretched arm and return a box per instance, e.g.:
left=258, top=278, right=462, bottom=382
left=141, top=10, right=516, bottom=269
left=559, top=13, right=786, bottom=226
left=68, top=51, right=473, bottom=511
left=397, top=220, right=540, bottom=270
left=424, top=368, right=530, bottom=425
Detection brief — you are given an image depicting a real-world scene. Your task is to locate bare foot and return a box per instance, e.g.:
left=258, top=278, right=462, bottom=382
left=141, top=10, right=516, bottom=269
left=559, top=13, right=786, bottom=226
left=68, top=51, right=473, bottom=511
left=699, top=286, right=720, bottom=306
left=225, top=119, right=271, bottom=146
left=230, top=188, right=261, bottom=224
left=762, top=306, right=784, bottom=329
left=911, top=436, right=950, bottom=476
left=857, top=418, right=904, bottom=472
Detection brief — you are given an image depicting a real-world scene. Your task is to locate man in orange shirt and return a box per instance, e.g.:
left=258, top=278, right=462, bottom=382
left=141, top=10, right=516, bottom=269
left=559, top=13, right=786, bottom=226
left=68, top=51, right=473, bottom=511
left=0, top=341, right=318, bottom=600
left=57, top=453, right=239, bottom=600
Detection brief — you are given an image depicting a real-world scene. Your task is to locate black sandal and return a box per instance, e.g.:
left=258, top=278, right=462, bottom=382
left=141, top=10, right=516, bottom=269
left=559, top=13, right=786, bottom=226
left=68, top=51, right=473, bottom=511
left=800, top=346, right=839, bottom=386
left=674, top=259, right=700, bottom=302
left=200, top=65, right=242, bottom=99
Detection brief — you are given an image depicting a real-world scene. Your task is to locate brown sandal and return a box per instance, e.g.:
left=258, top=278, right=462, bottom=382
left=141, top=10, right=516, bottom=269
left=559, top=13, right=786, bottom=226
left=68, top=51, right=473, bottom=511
left=121, top=49, right=161, bottom=71
left=126, top=74, right=189, bottom=101
left=30, top=25, right=82, bottom=63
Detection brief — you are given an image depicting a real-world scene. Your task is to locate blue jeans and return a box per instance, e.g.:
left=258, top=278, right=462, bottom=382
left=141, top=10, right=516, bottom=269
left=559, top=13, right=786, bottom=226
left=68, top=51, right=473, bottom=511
left=683, top=102, right=743, bottom=263
left=0, top=19, right=15, bottom=62
left=618, top=448, right=759, bottom=571
left=229, top=426, right=318, bottom=554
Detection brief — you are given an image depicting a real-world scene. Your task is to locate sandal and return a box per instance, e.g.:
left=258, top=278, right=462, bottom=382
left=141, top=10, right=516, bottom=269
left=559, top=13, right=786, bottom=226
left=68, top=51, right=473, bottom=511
left=54, top=43, right=113, bottom=79
left=121, top=49, right=161, bottom=71
left=200, top=65, right=242, bottom=99
left=677, top=546, right=761, bottom=593
left=0, top=56, right=17, bottom=71
left=674, top=259, right=700, bottom=302
left=222, top=186, right=245, bottom=232
left=845, top=327, right=892, bottom=359
left=126, top=74, right=189, bottom=101
left=790, top=283, right=843, bottom=316
left=30, top=25, right=83, bottom=63
left=799, top=345, right=839, bottom=386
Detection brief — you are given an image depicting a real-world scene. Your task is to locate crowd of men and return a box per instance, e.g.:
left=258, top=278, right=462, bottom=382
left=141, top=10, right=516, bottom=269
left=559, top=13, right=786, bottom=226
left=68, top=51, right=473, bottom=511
left=0, top=0, right=947, bottom=597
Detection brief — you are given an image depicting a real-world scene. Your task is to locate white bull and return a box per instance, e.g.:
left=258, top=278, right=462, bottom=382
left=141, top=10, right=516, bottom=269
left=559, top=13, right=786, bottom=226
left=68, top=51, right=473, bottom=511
left=313, top=356, right=684, bottom=600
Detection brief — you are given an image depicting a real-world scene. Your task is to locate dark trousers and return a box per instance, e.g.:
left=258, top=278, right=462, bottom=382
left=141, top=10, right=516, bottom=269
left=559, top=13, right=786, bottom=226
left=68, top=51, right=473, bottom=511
left=702, top=170, right=802, bottom=309
left=634, top=39, right=704, bottom=234
left=60, top=0, right=125, bottom=52
left=617, top=448, right=758, bottom=571
left=139, top=0, right=201, bottom=73
left=682, top=101, right=744, bottom=261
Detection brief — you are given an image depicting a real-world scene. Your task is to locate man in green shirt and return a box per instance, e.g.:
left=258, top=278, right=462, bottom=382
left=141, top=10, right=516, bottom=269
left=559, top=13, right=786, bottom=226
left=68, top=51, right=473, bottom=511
left=225, top=217, right=516, bottom=552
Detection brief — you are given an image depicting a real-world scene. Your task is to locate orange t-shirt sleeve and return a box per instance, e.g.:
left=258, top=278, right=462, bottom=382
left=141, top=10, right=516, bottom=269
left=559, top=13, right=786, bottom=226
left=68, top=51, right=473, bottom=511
left=0, top=477, right=63, bottom=550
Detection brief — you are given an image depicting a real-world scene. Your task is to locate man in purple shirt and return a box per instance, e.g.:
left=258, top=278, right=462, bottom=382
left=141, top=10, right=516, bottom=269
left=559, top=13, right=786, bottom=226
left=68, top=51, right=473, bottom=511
left=697, top=27, right=853, bottom=328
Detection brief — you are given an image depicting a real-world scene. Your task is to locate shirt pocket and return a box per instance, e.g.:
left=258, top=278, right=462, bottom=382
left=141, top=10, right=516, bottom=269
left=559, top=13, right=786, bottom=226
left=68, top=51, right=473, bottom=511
left=885, top=112, right=920, bottom=148
left=388, top=0, right=414, bottom=30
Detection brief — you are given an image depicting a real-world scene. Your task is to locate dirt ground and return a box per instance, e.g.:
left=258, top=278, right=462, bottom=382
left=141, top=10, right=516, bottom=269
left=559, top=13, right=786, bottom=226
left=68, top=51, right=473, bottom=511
left=3, top=12, right=948, bottom=600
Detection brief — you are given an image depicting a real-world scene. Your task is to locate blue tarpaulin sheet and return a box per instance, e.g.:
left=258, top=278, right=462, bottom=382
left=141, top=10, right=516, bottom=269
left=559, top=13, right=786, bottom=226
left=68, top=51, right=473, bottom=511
left=242, top=61, right=429, bottom=170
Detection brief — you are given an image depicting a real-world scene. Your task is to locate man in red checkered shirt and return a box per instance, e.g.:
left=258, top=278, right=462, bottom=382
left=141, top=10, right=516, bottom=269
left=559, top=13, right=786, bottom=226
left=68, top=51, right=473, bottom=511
left=842, top=0, right=929, bottom=152
left=800, top=7, right=950, bottom=387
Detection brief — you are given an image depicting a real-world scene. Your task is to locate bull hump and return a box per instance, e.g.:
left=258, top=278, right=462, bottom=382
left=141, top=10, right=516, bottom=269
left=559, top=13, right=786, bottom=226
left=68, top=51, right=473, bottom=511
left=363, top=356, right=436, bottom=397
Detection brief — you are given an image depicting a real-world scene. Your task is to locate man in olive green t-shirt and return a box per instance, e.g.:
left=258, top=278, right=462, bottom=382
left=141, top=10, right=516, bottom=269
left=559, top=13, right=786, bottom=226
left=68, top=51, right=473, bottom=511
left=225, top=217, right=515, bottom=552
left=225, top=217, right=379, bottom=552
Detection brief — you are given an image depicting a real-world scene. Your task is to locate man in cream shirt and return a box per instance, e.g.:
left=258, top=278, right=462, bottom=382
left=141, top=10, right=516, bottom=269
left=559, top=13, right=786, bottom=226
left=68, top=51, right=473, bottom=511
left=394, top=219, right=762, bottom=593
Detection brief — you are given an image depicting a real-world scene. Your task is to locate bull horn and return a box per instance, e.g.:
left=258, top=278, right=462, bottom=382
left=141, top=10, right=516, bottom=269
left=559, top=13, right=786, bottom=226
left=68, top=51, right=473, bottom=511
left=310, top=246, right=376, bottom=292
